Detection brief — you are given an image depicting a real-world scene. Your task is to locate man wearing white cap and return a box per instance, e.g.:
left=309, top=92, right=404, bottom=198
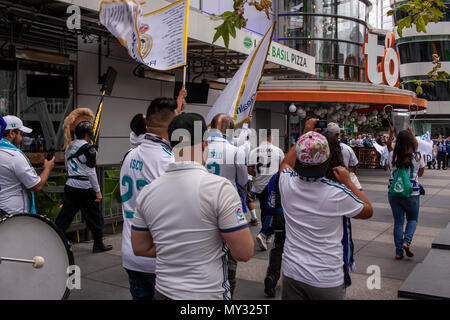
left=0, top=115, right=55, bottom=215
left=327, top=122, right=362, bottom=190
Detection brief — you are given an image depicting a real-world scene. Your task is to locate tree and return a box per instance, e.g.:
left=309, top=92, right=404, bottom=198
left=210, top=0, right=272, bottom=50
left=388, top=0, right=449, bottom=95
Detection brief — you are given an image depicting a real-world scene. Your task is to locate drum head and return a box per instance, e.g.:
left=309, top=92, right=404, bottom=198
left=0, top=214, right=74, bottom=300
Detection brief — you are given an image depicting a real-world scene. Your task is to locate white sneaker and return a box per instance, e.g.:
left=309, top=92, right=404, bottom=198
left=256, top=233, right=267, bottom=251
left=266, top=235, right=273, bottom=244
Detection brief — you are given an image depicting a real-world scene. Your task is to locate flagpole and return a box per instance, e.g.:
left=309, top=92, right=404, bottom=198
left=92, top=90, right=106, bottom=145
left=182, top=65, right=187, bottom=87
left=247, top=20, right=276, bottom=120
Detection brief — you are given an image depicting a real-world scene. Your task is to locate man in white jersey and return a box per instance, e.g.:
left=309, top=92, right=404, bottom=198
left=131, top=113, right=254, bottom=300
left=327, top=122, right=362, bottom=189
left=279, top=119, right=373, bottom=300
left=248, top=129, right=285, bottom=250
left=120, top=98, right=177, bottom=300
left=206, top=113, right=248, bottom=298
left=0, top=115, right=55, bottom=215
left=206, top=113, right=248, bottom=189
left=232, top=115, right=259, bottom=225
left=55, top=108, right=112, bottom=253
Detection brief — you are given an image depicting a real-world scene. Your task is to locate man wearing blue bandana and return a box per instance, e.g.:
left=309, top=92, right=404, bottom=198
left=0, top=115, right=54, bottom=215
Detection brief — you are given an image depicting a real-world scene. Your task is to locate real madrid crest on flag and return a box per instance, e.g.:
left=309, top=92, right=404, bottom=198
left=99, top=0, right=189, bottom=70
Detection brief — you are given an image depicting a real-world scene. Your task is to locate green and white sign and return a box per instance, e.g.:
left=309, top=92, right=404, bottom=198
left=267, top=42, right=315, bottom=75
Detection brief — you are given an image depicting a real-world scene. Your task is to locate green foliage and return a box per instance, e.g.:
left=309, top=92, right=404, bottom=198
left=427, top=54, right=450, bottom=81
left=357, top=114, right=386, bottom=132
left=390, top=1, right=448, bottom=95
left=388, top=0, right=447, bottom=37
left=402, top=55, right=449, bottom=96
left=211, top=0, right=272, bottom=50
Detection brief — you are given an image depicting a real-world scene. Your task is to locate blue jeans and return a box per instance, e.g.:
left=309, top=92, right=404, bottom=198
left=124, top=268, right=156, bottom=300
left=388, top=194, right=420, bottom=255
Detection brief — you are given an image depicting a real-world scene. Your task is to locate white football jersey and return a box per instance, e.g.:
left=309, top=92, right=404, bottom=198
left=120, top=133, right=175, bottom=274
left=206, top=132, right=248, bottom=189
left=65, top=139, right=100, bottom=192
left=248, top=141, right=285, bottom=194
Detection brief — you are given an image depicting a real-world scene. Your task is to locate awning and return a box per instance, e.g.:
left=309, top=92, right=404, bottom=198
left=256, top=80, right=427, bottom=110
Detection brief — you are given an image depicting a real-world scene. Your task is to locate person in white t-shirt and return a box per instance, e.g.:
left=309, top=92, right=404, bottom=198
left=279, top=118, right=373, bottom=300
left=327, top=123, right=362, bottom=189
left=120, top=98, right=179, bottom=300
left=387, top=127, right=424, bottom=260
left=131, top=113, right=254, bottom=300
left=248, top=129, right=285, bottom=250
left=0, top=116, right=55, bottom=215
left=206, top=113, right=248, bottom=298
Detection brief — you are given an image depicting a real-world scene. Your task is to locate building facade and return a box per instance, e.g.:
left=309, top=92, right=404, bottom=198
left=277, top=0, right=370, bottom=81
left=255, top=0, right=426, bottom=148
left=392, top=0, right=450, bottom=137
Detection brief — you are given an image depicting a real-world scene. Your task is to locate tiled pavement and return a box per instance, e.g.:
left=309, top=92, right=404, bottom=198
left=69, top=168, right=450, bottom=300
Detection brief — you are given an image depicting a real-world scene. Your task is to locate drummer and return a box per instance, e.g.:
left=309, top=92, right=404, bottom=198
left=0, top=115, right=55, bottom=215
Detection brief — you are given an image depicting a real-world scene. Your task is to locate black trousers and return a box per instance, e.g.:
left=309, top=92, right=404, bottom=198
left=266, top=211, right=286, bottom=285
left=55, top=185, right=104, bottom=243
left=256, top=187, right=269, bottom=224
left=437, top=152, right=447, bottom=169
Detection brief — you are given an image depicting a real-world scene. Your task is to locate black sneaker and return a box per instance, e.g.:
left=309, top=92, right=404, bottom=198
left=249, top=219, right=259, bottom=226
left=93, top=243, right=113, bottom=253
left=264, top=276, right=276, bottom=298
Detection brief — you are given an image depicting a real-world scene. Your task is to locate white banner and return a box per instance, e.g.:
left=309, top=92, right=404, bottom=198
left=417, top=132, right=434, bottom=163
left=99, top=0, right=189, bottom=70
left=205, top=22, right=276, bottom=127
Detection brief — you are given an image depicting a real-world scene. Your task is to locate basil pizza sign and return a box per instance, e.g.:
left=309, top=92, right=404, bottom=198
left=267, top=42, right=315, bottom=75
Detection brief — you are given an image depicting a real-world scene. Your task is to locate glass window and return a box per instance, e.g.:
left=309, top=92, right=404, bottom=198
left=404, top=81, right=450, bottom=101
left=337, top=41, right=361, bottom=65
left=0, top=68, right=16, bottom=116
left=17, top=61, right=74, bottom=152
left=279, top=15, right=337, bottom=39
left=337, top=0, right=359, bottom=20
left=279, top=0, right=336, bottom=14
left=359, top=1, right=368, bottom=22
left=278, top=15, right=306, bottom=38
left=337, top=18, right=363, bottom=43
left=398, top=41, right=450, bottom=63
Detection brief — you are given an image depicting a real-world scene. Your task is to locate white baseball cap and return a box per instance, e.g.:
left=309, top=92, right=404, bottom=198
left=327, top=122, right=340, bottom=136
left=3, top=115, right=32, bottom=134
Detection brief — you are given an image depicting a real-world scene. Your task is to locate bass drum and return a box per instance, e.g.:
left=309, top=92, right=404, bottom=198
left=0, top=213, right=75, bottom=300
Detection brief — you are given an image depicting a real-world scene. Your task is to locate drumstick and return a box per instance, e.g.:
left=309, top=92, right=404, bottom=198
left=0, top=256, right=45, bottom=268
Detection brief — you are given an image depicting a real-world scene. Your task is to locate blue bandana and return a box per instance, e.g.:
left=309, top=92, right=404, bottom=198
left=0, top=115, right=5, bottom=139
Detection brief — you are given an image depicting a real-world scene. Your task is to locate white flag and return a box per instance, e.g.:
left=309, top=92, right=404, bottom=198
left=100, top=0, right=189, bottom=70
left=206, top=22, right=276, bottom=127
left=417, top=134, right=434, bottom=163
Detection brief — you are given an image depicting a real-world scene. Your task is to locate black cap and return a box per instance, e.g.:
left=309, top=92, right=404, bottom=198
left=130, top=113, right=146, bottom=136
left=168, top=113, right=207, bottom=148
left=294, top=159, right=330, bottom=178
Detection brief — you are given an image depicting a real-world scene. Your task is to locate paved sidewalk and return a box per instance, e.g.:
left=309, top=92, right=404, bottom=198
left=69, top=168, right=450, bottom=300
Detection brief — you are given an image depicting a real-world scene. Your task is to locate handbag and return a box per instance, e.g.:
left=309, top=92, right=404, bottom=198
left=389, top=167, right=413, bottom=198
